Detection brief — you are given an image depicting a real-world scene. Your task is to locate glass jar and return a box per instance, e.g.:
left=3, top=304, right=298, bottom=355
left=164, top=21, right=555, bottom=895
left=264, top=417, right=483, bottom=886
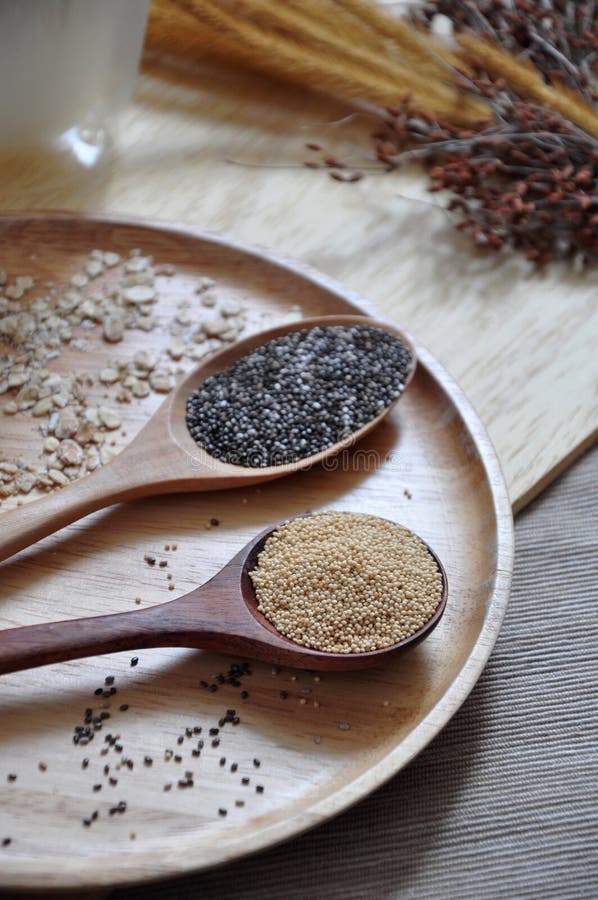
left=0, top=0, right=150, bottom=166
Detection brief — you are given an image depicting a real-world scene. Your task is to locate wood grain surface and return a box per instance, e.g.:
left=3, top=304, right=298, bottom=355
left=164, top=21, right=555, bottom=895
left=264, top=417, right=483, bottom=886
left=0, top=57, right=596, bottom=510
left=0, top=216, right=513, bottom=890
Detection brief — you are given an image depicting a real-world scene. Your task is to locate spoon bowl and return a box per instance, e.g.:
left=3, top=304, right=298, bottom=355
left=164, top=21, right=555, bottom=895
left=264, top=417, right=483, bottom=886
left=0, top=518, right=447, bottom=675
left=0, top=315, right=416, bottom=563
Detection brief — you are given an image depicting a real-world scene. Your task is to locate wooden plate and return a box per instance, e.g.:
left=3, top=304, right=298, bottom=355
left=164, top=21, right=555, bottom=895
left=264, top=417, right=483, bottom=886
left=0, top=213, right=513, bottom=891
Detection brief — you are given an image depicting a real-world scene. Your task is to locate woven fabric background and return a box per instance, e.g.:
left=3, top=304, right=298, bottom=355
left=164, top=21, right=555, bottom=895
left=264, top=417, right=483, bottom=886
left=112, top=448, right=598, bottom=900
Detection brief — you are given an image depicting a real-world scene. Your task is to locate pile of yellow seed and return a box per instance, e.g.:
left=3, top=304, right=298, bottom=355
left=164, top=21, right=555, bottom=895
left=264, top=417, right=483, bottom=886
left=250, top=511, right=443, bottom=654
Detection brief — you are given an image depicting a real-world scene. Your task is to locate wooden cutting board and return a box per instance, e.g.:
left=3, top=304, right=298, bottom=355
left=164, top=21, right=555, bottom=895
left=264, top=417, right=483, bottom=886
left=0, top=57, right=596, bottom=510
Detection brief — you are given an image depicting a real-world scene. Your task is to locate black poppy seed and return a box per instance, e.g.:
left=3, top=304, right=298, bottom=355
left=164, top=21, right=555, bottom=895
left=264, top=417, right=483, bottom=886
left=226, top=709, right=236, bottom=716
left=164, top=782, right=172, bottom=791
left=100, top=711, right=110, bottom=720
left=94, top=687, right=103, bottom=696
left=208, top=685, right=218, bottom=693
left=144, top=555, right=156, bottom=566
left=103, top=765, right=110, bottom=776
left=241, top=777, right=250, bottom=785
left=38, top=762, right=47, bottom=772
left=210, top=518, right=220, bottom=526
left=114, top=744, right=123, bottom=753
left=219, top=757, right=226, bottom=766
left=218, top=718, right=226, bottom=727
left=109, top=777, right=118, bottom=786
left=105, top=676, right=115, bottom=686
left=92, top=810, right=99, bottom=821
left=256, top=784, right=264, bottom=793
left=109, top=687, right=117, bottom=696
left=199, top=680, right=208, bottom=688
left=209, top=728, right=219, bottom=736
left=83, top=818, right=92, bottom=827
left=215, top=675, right=225, bottom=684
left=193, top=726, right=202, bottom=734
left=230, top=763, right=238, bottom=773
left=100, top=747, right=109, bottom=756
left=240, top=690, right=249, bottom=699
left=119, top=704, right=129, bottom=712
left=185, top=325, right=412, bottom=467
left=177, top=735, right=184, bottom=745
left=253, top=759, right=261, bottom=768
left=164, top=749, right=173, bottom=760
left=93, top=783, right=102, bottom=791
left=279, top=691, right=288, bottom=700
left=185, top=727, right=193, bottom=737
left=192, top=749, right=201, bottom=758
left=85, top=707, right=92, bottom=716
left=232, top=716, right=240, bottom=725
left=144, top=756, right=153, bottom=766
left=2, top=837, right=12, bottom=846
left=174, top=754, right=183, bottom=763
left=7, top=774, right=16, bottom=782
left=197, top=740, right=204, bottom=749
left=159, top=560, right=168, bottom=568
left=218, top=808, right=227, bottom=816
left=212, top=738, right=220, bottom=747
left=126, top=759, right=134, bottom=770
left=235, top=800, right=245, bottom=807
left=130, top=657, right=139, bottom=667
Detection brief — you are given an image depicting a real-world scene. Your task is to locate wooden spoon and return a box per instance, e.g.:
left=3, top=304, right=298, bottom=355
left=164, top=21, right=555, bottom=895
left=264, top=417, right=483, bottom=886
left=0, top=519, right=447, bottom=675
left=0, top=315, right=415, bottom=564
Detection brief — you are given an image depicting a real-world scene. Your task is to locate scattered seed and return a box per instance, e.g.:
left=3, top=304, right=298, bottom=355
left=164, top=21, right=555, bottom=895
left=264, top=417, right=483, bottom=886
left=130, top=657, right=139, bottom=667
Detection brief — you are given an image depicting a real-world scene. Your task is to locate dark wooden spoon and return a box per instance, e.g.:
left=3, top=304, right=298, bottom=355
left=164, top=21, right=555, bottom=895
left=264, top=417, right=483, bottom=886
left=0, top=520, right=447, bottom=675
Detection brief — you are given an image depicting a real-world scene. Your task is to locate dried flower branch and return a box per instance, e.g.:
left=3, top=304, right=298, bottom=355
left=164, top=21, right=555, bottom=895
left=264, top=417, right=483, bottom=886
left=368, top=90, right=598, bottom=265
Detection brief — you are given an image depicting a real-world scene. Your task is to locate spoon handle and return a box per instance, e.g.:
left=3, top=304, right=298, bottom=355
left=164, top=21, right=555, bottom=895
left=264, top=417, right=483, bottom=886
left=0, top=604, right=176, bottom=675
left=0, top=590, right=221, bottom=675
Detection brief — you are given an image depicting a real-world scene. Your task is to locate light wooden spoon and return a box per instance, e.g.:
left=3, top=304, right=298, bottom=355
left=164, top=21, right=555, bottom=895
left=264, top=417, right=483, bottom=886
left=0, top=315, right=415, bottom=563
left=0, top=519, right=446, bottom=674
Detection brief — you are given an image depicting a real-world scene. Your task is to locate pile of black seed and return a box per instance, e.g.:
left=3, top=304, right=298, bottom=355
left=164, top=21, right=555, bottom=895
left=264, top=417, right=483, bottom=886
left=185, top=325, right=412, bottom=467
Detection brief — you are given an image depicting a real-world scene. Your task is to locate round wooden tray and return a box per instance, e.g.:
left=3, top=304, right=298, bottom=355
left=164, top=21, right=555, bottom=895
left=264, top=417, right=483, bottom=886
left=0, top=213, right=513, bottom=891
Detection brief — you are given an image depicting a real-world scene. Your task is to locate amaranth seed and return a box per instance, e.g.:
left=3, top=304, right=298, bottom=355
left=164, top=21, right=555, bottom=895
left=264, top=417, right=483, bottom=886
left=250, top=511, right=443, bottom=654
